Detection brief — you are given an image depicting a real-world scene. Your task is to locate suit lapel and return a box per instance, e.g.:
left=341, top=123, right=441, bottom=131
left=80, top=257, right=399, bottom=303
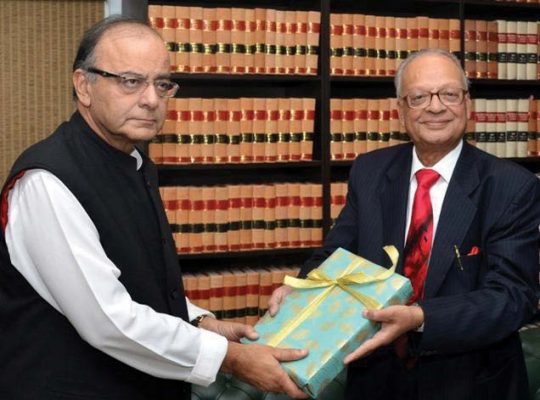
left=424, top=143, right=480, bottom=298
left=380, top=145, right=412, bottom=273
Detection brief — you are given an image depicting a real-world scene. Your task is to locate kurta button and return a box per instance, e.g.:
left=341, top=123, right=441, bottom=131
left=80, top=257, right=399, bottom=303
left=161, top=238, right=167, bottom=245
left=170, top=289, right=179, bottom=299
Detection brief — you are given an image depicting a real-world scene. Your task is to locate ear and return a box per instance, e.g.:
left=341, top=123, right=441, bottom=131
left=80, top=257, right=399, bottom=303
left=464, top=93, right=473, bottom=121
left=73, top=69, right=92, bottom=107
left=397, top=98, right=406, bottom=128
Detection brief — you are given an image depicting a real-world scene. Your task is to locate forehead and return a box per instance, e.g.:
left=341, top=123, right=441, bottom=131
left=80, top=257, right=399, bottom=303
left=402, top=54, right=463, bottom=90
left=94, top=25, right=169, bottom=74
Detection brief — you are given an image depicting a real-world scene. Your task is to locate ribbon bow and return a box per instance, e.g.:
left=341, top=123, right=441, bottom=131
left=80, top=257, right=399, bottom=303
left=267, top=245, right=398, bottom=347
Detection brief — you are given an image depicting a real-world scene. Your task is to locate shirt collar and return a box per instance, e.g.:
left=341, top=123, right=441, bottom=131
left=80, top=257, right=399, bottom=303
left=410, top=140, right=463, bottom=183
left=130, top=148, right=143, bottom=171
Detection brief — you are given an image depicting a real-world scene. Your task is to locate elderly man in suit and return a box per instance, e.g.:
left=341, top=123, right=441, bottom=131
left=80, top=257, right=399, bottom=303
left=270, top=48, right=540, bottom=400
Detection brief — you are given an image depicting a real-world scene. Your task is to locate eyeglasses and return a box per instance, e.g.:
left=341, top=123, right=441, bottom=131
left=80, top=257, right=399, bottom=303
left=401, top=88, right=468, bottom=109
left=86, top=67, right=179, bottom=98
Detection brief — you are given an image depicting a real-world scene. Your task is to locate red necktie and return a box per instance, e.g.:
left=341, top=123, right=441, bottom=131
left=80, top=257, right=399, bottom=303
left=395, top=169, right=440, bottom=364
left=403, top=169, right=440, bottom=304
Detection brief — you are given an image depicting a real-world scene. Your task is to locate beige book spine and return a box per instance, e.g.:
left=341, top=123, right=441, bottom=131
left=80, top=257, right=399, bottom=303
left=265, top=98, right=279, bottom=162
left=516, top=21, right=528, bottom=80
left=352, top=14, right=366, bottom=76
left=240, top=97, right=254, bottom=162
left=189, top=98, right=203, bottom=163
left=528, top=97, right=538, bottom=156
left=189, top=7, right=204, bottom=73
left=517, top=98, right=529, bottom=157
left=227, top=185, right=241, bottom=252
left=253, top=98, right=267, bottom=162
left=175, top=186, right=190, bottom=254
left=310, top=183, right=323, bottom=247
left=233, top=270, right=247, bottom=323
left=277, top=98, right=291, bottom=162
left=215, top=186, right=229, bottom=252
left=306, top=11, right=320, bottom=75
left=365, top=15, right=377, bottom=76
left=221, top=271, right=236, bottom=322
left=174, top=6, right=190, bottom=73
left=330, top=13, right=343, bottom=75
left=202, top=8, right=217, bottom=73
left=201, top=186, right=216, bottom=253
left=239, top=184, right=253, bottom=250
left=301, top=98, right=316, bottom=161
left=497, top=20, right=508, bottom=80
left=464, top=20, right=477, bottom=79
left=474, top=98, right=487, bottom=152
left=176, top=98, right=191, bottom=164
left=342, top=13, right=355, bottom=76
left=188, top=186, right=204, bottom=253
left=525, top=21, right=538, bottom=80
left=485, top=99, right=498, bottom=156
left=449, top=18, right=461, bottom=57
left=384, top=16, right=396, bottom=76
left=252, top=184, right=266, bottom=249
left=354, top=98, right=368, bottom=155
left=367, top=98, right=380, bottom=153
left=228, top=99, right=242, bottom=163
left=505, top=98, right=519, bottom=157
left=244, top=8, right=256, bottom=74
left=506, top=20, right=518, bottom=80
left=214, top=98, right=229, bottom=163
left=263, top=185, right=276, bottom=249
left=244, top=268, right=260, bottom=325
left=330, top=98, right=343, bottom=160
left=496, top=99, right=507, bottom=157
left=342, top=98, right=355, bottom=160
left=275, top=183, right=289, bottom=248
left=265, top=9, right=277, bottom=74
left=201, top=98, right=215, bottom=163
left=197, top=274, right=210, bottom=311
left=287, top=183, right=301, bottom=248
left=379, top=98, right=391, bottom=149
left=416, top=16, right=429, bottom=51
left=289, top=98, right=303, bottom=161
left=428, top=18, right=440, bottom=49
left=216, top=7, right=232, bottom=74
left=231, top=8, right=246, bottom=74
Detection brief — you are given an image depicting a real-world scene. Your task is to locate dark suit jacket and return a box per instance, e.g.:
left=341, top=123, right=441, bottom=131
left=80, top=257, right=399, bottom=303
left=301, top=142, right=540, bottom=400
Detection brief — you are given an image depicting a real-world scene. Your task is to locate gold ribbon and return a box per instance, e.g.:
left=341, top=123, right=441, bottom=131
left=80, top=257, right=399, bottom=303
left=267, top=245, right=398, bottom=347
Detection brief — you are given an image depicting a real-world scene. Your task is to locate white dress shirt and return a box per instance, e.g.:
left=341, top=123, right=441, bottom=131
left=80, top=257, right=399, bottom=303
left=405, top=140, right=463, bottom=245
left=4, top=149, right=227, bottom=387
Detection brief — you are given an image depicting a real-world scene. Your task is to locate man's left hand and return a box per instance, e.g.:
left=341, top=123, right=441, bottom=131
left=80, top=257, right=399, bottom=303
left=199, top=317, right=259, bottom=342
left=343, top=305, right=424, bottom=364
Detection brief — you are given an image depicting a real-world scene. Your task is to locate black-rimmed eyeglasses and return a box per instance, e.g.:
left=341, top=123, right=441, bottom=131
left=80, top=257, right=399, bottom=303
left=86, top=67, right=179, bottom=98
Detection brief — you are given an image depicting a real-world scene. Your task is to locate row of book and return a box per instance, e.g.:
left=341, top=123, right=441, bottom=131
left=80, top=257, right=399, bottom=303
left=330, top=14, right=540, bottom=80
left=160, top=183, right=323, bottom=254
left=465, top=20, right=538, bottom=80
left=148, top=5, right=320, bottom=75
left=330, top=14, right=461, bottom=76
left=149, top=98, right=315, bottom=164
left=330, top=98, right=407, bottom=160
left=470, top=98, right=540, bottom=158
left=183, top=265, right=300, bottom=324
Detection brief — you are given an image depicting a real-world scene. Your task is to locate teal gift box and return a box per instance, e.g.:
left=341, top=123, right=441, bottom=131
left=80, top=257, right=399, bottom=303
left=244, top=246, right=412, bottom=398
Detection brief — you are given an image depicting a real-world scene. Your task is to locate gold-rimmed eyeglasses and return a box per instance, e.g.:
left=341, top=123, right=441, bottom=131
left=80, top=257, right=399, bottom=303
left=401, top=88, right=468, bottom=109
left=86, top=67, right=179, bottom=98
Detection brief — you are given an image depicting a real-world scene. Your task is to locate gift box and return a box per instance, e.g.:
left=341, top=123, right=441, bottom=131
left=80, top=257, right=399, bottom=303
left=244, top=246, right=412, bottom=398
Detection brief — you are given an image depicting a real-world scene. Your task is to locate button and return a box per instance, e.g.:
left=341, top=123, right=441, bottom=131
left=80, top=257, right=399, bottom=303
left=170, top=289, right=179, bottom=299
left=161, top=238, right=167, bottom=245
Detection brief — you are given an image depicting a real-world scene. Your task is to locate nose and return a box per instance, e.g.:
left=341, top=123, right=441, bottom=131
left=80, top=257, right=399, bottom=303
left=426, top=93, right=446, bottom=113
left=138, top=82, right=161, bottom=109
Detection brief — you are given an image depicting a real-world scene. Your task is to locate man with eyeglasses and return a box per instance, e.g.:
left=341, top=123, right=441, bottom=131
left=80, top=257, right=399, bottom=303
left=270, top=48, right=540, bottom=400
left=0, top=16, right=308, bottom=400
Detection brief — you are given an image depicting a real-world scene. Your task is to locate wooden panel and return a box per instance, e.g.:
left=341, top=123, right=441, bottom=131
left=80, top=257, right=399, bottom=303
left=0, top=0, right=104, bottom=183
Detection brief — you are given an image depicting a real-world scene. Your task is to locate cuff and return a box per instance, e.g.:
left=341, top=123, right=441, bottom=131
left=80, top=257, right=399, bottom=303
left=187, top=328, right=228, bottom=386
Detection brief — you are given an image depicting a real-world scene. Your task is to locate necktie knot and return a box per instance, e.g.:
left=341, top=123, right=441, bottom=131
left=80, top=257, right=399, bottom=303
left=415, top=169, right=440, bottom=190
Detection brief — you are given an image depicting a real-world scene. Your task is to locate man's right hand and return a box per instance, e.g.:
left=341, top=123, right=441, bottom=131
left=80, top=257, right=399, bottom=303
left=268, top=285, right=293, bottom=317
left=221, top=342, right=308, bottom=399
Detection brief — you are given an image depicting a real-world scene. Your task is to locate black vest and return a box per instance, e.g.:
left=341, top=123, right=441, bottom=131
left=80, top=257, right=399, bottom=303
left=0, top=112, right=190, bottom=399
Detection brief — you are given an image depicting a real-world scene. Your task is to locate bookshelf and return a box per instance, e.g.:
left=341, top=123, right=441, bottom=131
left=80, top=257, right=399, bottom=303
left=125, top=0, right=540, bottom=273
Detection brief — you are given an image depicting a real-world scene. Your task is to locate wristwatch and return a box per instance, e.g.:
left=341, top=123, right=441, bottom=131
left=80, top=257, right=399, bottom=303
left=190, top=314, right=207, bottom=328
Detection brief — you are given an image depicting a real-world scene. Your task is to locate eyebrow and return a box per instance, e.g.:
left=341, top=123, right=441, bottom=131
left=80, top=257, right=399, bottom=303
left=117, top=70, right=172, bottom=79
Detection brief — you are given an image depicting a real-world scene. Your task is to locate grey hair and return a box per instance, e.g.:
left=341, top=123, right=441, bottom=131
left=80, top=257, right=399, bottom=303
left=72, top=15, right=156, bottom=98
left=394, top=49, right=469, bottom=97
